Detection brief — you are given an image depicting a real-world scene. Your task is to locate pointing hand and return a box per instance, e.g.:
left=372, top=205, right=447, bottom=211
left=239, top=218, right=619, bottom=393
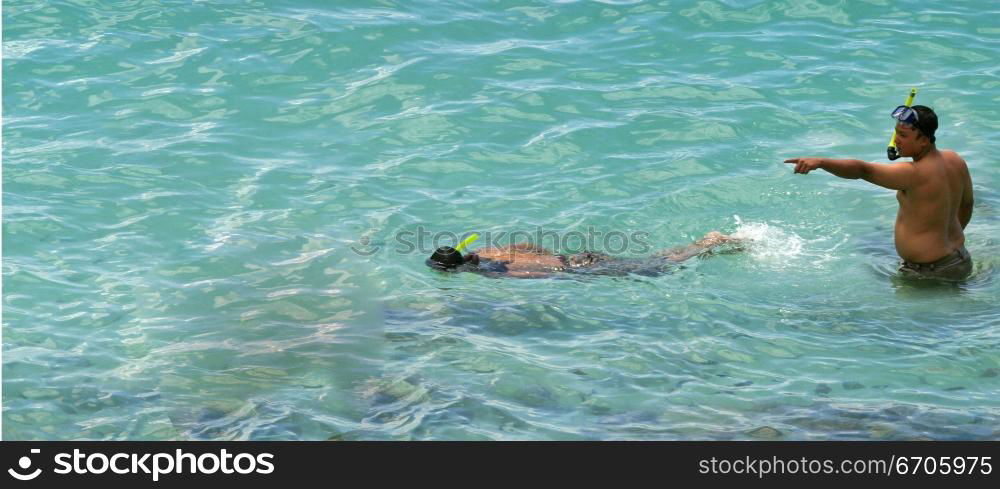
left=784, top=157, right=822, bottom=174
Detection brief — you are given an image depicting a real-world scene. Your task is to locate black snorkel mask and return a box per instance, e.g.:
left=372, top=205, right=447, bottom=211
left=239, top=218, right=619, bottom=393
left=426, top=246, right=465, bottom=271
left=426, top=233, right=480, bottom=271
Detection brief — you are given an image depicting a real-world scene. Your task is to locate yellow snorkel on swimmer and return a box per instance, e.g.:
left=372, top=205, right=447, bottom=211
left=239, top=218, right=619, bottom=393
left=454, top=233, right=480, bottom=253
left=887, top=87, right=917, bottom=160
left=426, top=233, right=481, bottom=270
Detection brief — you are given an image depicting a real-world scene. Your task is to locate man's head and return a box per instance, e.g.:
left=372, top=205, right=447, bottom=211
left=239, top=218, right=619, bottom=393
left=426, top=246, right=479, bottom=270
left=893, top=105, right=937, bottom=157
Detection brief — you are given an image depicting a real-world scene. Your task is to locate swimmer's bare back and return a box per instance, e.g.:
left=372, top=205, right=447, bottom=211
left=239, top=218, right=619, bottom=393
left=474, top=243, right=566, bottom=278
left=473, top=233, right=740, bottom=278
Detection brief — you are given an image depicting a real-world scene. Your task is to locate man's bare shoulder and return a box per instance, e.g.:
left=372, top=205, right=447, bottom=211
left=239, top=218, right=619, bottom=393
left=940, top=149, right=968, bottom=165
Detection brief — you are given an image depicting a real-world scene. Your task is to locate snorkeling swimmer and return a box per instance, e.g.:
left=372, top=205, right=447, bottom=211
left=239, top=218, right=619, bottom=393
left=426, top=232, right=741, bottom=278
left=785, top=105, right=975, bottom=280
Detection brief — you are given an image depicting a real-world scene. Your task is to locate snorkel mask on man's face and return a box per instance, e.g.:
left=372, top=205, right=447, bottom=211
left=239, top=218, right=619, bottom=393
left=892, top=105, right=920, bottom=128
left=887, top=88, right=918, bottom=160
left=889, top=105, right=931, bottom=159
left=427, top=246, right=465, bottom=270
left=426, top=233, right=481, bottom=271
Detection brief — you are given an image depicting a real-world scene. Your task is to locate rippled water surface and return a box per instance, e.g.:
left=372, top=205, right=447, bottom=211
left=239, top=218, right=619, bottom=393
left=4, top=0, right=999, bottom=440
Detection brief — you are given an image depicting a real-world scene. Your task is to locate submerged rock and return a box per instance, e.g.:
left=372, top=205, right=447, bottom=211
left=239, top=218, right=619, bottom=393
left=327, top=430, right=367, bottom=441
left=377, top=378, right=429, bottom=403
left=21, top=388, right=60, bottom=400
left=868, top=424, right=897, bottom=439
left=582, top=396, right=613, bottom=415
left=746, top=426, right=783, bottom=439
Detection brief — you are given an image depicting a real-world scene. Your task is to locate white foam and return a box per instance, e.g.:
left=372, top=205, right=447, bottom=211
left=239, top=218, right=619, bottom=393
left=730, top=215, right=805, bottom=264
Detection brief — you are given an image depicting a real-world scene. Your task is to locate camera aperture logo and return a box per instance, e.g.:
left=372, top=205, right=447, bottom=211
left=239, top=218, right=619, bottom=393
left=7, top=448, right=274, bottom=482
left=8, top=449, right=42, bottom=481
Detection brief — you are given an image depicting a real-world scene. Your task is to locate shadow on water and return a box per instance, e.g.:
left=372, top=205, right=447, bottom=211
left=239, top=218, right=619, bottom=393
left=156, top=248, right=389, bottom=440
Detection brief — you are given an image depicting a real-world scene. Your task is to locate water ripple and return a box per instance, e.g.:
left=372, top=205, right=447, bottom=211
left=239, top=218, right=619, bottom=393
left=4, top=0, right=999, bottom=440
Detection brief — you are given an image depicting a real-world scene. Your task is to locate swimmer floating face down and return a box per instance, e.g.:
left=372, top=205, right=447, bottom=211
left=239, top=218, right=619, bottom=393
left=425, top=232, right=743, bottom=278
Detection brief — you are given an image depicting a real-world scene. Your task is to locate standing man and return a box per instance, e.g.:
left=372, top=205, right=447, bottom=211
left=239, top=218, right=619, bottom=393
left=784, top=105, right=974, bottom=280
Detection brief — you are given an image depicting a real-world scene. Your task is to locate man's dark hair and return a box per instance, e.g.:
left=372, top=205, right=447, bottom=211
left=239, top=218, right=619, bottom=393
left=911, top=105, right=937, bottom=144
left=427, top=246, right=464, bottom=270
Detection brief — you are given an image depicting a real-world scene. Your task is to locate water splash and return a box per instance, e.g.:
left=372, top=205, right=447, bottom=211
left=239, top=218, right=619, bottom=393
left=731, top=215, right=805, bottom=264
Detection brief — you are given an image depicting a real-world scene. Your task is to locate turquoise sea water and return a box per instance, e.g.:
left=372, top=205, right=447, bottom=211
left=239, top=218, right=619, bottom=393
left=4, top=0, right=999, bottom=440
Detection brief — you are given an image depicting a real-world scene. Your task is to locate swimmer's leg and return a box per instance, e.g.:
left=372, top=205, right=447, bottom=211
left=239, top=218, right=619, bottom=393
left=655, top=232, right=743, bottom=262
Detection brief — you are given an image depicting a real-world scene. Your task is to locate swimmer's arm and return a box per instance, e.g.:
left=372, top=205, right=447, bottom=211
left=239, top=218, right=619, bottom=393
left=785, top=158, right=915, bottom=190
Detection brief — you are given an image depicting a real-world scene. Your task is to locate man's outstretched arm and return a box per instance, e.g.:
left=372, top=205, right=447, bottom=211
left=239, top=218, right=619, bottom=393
left=785, top=157, right=867, bottom=178
left=784, top=157, right=916, bottom=191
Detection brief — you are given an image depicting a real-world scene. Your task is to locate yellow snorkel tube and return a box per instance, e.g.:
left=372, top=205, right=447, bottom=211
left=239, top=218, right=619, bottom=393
left=887, top=87, right=918, bottom=160
left=454, top=233, right=480, bottom=253
left=427, top=233, right=480, bottom=270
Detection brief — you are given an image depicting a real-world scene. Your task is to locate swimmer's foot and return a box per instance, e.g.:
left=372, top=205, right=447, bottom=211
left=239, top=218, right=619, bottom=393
left=697, top=231, right=742, bottom=247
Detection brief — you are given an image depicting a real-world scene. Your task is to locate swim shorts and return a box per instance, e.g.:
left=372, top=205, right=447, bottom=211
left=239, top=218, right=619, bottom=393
left=561, top=252, right=675, bottom=277
left=898, top=246, right=973, bottom=280
left=562, top=252, right=610, bottom=268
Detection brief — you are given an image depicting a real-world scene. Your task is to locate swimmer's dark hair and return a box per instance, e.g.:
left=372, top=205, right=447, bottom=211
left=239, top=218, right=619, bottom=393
left=427, top=246, right=464, bottom=270
left=911, top=105, right=937, bottom=144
